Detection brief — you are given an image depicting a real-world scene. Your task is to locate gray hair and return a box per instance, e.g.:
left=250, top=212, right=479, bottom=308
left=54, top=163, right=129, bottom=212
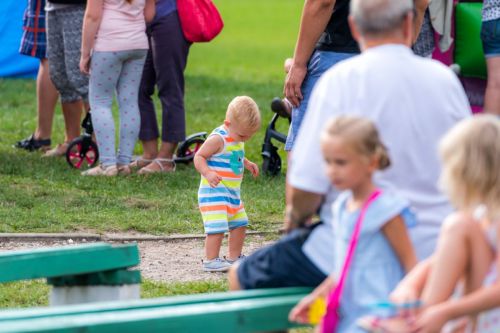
left=350, top=0, right=414, bottom=36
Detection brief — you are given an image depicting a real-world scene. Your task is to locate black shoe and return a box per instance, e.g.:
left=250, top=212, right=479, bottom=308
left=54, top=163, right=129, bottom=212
left=270, top=97, right=291, bottom=119
left=14, top=134, right=51, bottom=152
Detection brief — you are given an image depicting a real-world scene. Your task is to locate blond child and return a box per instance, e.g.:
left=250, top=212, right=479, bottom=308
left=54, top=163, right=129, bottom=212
left=289, top=115, right=417, bottom=332
left=194, top=96, right=261, bottom=272
left=360, top=115, right=500, bottom=333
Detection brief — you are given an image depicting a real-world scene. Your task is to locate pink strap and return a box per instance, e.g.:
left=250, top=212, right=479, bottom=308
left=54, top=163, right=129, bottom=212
left=321, top=189, right=382, bottom=332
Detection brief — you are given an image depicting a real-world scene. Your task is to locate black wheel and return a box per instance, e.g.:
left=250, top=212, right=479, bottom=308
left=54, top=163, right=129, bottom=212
left=175, top=137, right=205, bottom=164
left=262, top=150, right=281, bottom=176
left=66, top=136, right=99, bottom=169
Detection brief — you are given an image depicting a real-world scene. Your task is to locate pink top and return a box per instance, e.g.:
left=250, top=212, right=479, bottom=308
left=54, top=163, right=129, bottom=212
left=94, top=0, right=148, bottom=52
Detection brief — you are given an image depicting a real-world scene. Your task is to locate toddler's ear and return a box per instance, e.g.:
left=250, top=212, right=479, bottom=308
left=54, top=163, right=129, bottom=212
left=224, top=119, right=231, bottom=127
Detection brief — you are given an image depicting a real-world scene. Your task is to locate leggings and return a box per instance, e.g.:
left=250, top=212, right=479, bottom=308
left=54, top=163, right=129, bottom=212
left=89, top=49, right=147, bottom=166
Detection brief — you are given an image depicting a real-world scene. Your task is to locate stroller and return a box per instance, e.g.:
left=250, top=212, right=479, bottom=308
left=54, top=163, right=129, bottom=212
left=66, top=112, right=206, bottom=169
left=261, top=98, right=291, bottom=176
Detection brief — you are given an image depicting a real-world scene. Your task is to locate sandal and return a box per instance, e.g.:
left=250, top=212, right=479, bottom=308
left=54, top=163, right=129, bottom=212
left=129, top=157, right=153, bottom=170
left=43, top=143, right=69, bottom=157
left=117, top=164, right=132, bottom=176
left=137, top=158, right=176, bottom=175
left=14, top=134, right=51, bottom=152
left=81, top=164, right=118, bottom=176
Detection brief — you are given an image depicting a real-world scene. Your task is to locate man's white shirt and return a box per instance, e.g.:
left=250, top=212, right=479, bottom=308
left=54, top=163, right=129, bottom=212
left=290, top=44, right=471, bottom=274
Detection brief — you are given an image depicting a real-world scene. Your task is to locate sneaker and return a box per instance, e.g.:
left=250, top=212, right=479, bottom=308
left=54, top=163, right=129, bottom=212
left=224, top=254, right=246, bottom=264
left=202, top=257, right=232, bottom=272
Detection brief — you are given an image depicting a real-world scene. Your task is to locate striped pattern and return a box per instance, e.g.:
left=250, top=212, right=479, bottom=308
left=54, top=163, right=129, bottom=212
left=198, top=126, right=248, bottom=234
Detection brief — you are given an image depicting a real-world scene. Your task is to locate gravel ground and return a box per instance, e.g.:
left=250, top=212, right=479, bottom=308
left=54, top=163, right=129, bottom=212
left=0, top=235, right=274, bottom=282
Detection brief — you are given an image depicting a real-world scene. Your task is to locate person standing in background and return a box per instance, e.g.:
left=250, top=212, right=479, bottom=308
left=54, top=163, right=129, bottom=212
left=132, top=0, right=191, bottom=174
left=15, top=0, right=59, bottom=152
left=42, top=0, right=89, bottom=157
left=481, top=0, right=500, bottom=115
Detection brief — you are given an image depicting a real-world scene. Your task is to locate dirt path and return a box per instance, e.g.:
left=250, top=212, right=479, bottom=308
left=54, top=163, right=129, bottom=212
left=0, top=235, right=273, bottom=282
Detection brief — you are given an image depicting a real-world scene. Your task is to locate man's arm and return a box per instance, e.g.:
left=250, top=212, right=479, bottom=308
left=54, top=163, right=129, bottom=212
left=284, top=0, right=336, bottom=107
left=413, top=0, right=429, bottom=43
left=284, top=187, right=323, bottom=232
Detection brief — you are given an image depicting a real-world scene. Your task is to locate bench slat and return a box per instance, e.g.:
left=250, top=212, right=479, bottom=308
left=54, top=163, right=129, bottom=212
left=0, top=287, right=311, bottom=321
left=0, top=243, right=139, bottom=283
left=0, top=295, right=308, bottom=333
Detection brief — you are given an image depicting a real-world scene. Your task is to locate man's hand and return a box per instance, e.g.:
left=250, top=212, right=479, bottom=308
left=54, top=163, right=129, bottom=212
left=284, top=62, right=307, bottom=107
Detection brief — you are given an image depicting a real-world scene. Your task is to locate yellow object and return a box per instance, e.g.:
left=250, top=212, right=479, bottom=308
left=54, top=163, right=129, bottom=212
left=308, top=297, right=327, bottom=325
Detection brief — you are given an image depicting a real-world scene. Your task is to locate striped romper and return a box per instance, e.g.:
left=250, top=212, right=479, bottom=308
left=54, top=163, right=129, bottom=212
left=198, top=125, right=249, bottom=235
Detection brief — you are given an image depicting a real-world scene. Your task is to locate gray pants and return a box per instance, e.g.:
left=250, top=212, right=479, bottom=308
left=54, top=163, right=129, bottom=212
left=47, top=6, right=88, bottom=103
left=89, top=50, right=147, bottom=166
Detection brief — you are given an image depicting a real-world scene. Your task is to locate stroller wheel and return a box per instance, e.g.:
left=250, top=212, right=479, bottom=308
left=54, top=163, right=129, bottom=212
left=262, top=150, right=282, bottom=176
left=66, top=137, right=99, bottom=169
left=175, top=132, right=207, bottom=164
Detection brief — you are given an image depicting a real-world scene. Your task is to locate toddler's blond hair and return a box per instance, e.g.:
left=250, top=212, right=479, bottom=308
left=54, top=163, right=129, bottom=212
left=226, top=96, right=261, bottom=131
left=322, top=115, right=391, bottom=170
left=439, top=115, right=500, bottom=219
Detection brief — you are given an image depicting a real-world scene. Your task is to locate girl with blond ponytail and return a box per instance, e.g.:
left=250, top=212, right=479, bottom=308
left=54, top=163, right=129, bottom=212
left=289, top=115, right=418, bottom=332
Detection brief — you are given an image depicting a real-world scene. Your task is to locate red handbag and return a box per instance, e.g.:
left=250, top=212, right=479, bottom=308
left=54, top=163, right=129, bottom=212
left=176, top=0, right=224, bottom=43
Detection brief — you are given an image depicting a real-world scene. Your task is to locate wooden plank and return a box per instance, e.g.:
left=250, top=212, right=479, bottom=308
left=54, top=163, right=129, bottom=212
left=0, top=243, right=139, bottom=283
left=0, top=295, right=309, bottom=333
left=0, top=287, right=311, bottom=321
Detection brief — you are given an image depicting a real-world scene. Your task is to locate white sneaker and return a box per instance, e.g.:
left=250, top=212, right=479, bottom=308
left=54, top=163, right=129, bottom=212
left=202, top=257, right=232, bottom=272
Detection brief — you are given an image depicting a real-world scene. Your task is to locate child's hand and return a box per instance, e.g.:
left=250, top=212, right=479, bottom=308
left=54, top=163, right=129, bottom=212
left=244, top=160, right=259, bottom=178
left=288, top=294, right=318, bottom=324
left=412, top=304, right=451, bottom=333
left=204, top=171, right=222, bottom=188
left=80, top=55, right=91, bottom=75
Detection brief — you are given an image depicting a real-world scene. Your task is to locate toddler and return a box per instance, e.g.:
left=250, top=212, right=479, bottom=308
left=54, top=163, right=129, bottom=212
left=289, top=115, right=418, bottom=332
left=194, top=96, right=261, bottom=272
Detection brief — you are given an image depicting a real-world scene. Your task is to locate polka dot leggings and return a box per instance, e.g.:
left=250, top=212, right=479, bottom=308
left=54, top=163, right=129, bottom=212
left=89, top=49, right=147, bottom=166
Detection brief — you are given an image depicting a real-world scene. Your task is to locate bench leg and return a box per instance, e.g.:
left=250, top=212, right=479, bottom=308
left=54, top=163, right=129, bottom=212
left=49, top=284, right=140, bottom=305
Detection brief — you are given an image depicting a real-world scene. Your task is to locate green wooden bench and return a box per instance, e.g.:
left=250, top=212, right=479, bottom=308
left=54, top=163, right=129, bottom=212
left=0, top=287, right=312, bottom=333
left=0, top=242, right=141, bottom=305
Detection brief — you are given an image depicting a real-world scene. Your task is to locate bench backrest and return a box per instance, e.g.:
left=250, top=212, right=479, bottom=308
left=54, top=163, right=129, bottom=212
left=0, top=243, right=139, bottom=283
left=0, top=287, right=312, bottom=333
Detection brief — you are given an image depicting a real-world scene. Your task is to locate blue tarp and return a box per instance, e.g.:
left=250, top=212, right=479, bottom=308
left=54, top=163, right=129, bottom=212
left=0, top=0, right=39, bottom=78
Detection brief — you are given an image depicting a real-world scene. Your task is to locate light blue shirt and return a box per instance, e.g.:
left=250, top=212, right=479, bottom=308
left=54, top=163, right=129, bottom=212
left=332, top=191, right=416, bottom=332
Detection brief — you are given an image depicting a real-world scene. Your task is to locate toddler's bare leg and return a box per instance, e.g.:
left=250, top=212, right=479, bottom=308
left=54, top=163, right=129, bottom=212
left=227, top=226, right=246, bottom=260
left=205, top=233, right=224, bottom=260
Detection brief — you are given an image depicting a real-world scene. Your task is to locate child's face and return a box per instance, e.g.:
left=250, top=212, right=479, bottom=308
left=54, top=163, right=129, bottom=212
left=321, top=136, right=375, bottom=191
left=225, top=120, right=258, bottom=142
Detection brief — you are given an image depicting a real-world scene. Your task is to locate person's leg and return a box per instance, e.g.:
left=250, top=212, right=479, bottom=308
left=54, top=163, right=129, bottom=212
left=229, top=223, right=328, bottom=290
left=483, top=57, right=500, bottom=115
left=420, top=215, right=494, bottom=305
left=481, top=18, right=500, bottom=115
left=205, top=233, right=225, bottom=260
left=35, top=58, right=58, bottom=141
left=88, top=51, right=123, bottom=167
left=45, top=9, right=82, bottom=156
left=116, top=50, right=148, bottom=166
left=227, top=226, right=246, bottom=261
left=139, top=11, right=190, bottom=172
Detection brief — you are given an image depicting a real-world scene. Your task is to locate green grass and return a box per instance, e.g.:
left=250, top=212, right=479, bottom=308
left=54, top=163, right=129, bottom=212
left=0, top=0, right=301, bottom=234
left=0, top=279, right=227, bottom=308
